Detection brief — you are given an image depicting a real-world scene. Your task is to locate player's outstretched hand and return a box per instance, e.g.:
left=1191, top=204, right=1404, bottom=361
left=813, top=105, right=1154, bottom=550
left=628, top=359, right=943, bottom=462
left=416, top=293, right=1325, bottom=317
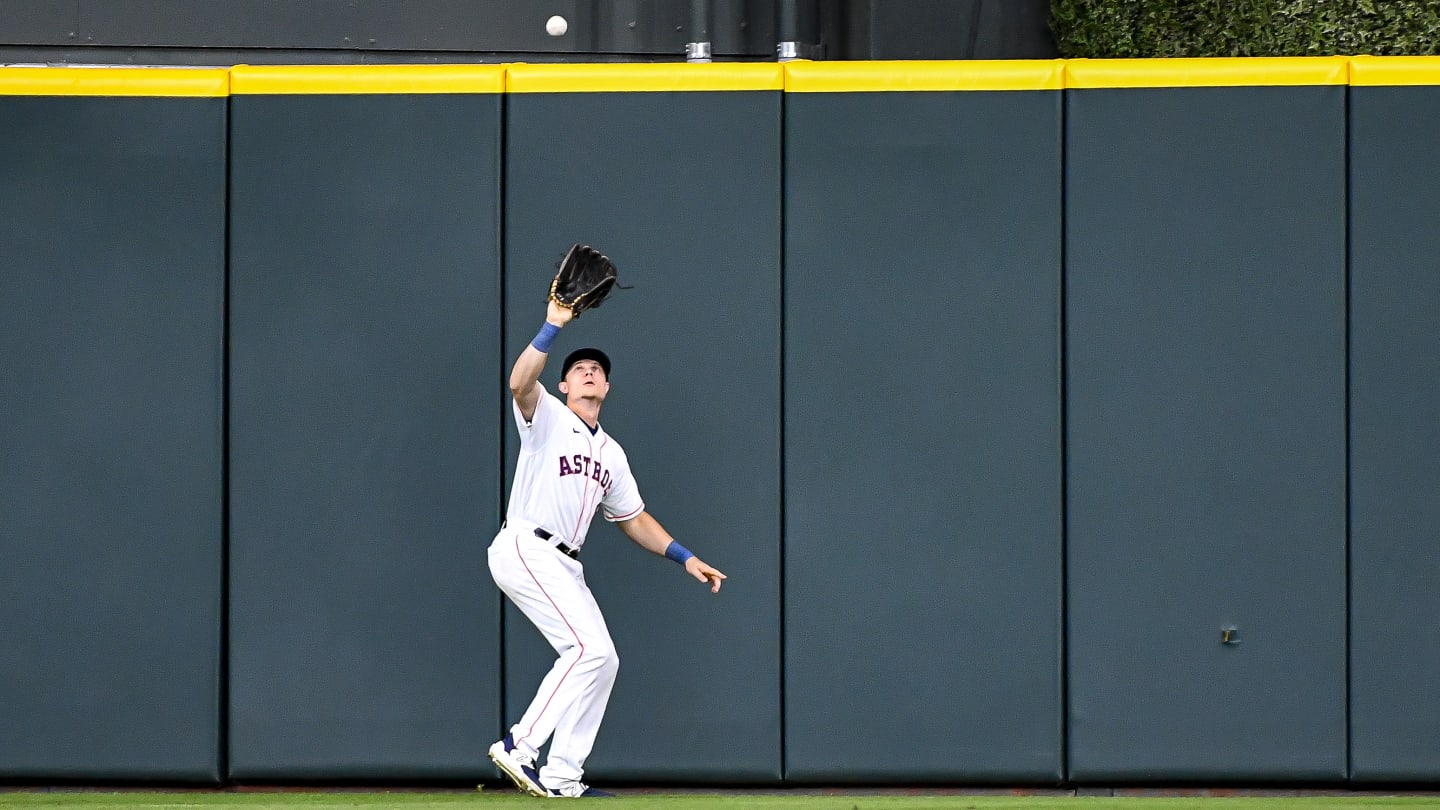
left=685, top=557, right=727, bottom=593
left=546, top=299, right=574, bottom=327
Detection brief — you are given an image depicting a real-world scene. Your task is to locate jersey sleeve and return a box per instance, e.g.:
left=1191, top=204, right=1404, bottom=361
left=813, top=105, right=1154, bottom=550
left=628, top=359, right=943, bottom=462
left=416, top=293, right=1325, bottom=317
left=601, top=451, right=645, bottom=522
left=513, top=385, right=567, bottom=452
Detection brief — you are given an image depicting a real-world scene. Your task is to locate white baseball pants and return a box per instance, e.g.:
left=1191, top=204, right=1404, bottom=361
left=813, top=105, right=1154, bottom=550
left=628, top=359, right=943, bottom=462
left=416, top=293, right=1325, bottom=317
left=487, top=523, right=619, bottom=787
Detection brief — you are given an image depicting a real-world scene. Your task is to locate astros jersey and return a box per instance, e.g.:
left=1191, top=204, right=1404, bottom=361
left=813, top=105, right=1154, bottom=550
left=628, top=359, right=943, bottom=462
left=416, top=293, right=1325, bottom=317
left=506, top=384, right=644, bottom=550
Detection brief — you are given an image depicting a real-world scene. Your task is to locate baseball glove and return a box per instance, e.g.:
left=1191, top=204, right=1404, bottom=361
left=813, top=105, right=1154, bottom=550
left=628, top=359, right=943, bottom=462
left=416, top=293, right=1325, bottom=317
left=548, top=243, right=626, bottom=317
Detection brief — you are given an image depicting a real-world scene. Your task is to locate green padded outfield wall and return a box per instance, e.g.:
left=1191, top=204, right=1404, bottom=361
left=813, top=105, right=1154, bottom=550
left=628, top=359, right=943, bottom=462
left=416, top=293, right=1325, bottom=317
left=1064, top=59, right=1349, bottom=782
left=10, top=56, right=1440, bottom=787
left=0, top=69, right=228, bottom=781
left=783, top=61, right=1065, bottom=783
left=1347, top=57, right=1440, bottom=784
left=226, top=66, right=505, bottom=780
left=500, top=64, right=783, bottom=783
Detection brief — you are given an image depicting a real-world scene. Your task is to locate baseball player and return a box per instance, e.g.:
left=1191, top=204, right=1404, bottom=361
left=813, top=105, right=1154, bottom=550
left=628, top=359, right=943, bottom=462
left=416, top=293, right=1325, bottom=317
left=487, top=298, right=726, bottom=799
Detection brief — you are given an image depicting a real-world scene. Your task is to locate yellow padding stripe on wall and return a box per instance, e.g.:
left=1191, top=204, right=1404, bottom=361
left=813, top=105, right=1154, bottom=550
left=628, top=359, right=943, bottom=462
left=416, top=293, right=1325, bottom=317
left=1066, top=56, right=1350, bottom=88
left=1349, top=55, right=1440, bottom=86
left=0, top=67, right=229, bottom=96
left=230, top=64, right=504, bottom=94
left=5, top=57, right=1440, bottom=97
left=784, top=60, right=1064, bottom=92
left=507, top=63, right=783, bottom=92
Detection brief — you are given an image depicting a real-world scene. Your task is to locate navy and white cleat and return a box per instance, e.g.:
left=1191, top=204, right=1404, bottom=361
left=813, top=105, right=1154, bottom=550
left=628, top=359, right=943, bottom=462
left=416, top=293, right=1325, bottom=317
left=547, top=781, right=615, bottom=798
left=487, top=734, right=546, bottom=798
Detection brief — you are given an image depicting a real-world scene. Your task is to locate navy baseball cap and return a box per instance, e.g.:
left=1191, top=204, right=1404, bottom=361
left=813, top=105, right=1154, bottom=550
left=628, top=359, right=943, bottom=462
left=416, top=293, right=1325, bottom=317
left=561, top=347, right=611, bottom=379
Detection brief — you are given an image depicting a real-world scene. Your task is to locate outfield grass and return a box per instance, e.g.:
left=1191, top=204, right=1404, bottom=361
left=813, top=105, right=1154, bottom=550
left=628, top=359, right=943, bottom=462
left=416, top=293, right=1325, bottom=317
left=2, top=793, right=1440, bottom=810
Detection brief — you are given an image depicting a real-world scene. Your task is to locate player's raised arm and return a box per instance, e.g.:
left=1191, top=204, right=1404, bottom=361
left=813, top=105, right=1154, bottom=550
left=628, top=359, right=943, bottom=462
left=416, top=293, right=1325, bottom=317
left=510, top=300, right=572, bottom=421
left=617, top=512, right=727, bottom=593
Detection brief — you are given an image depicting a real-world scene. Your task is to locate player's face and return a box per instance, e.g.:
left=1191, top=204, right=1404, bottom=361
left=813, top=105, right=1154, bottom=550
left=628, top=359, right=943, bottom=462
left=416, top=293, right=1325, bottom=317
left=560, top=360, right=609, bottom=402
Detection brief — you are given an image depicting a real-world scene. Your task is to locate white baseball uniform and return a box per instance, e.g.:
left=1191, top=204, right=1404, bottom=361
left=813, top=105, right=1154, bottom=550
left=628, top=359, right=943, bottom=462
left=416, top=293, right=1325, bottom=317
left=488, top=383, right=643, bottom=789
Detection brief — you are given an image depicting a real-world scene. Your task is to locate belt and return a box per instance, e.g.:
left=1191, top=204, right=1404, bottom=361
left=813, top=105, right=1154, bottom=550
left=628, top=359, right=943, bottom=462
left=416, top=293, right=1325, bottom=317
left=532, top=526, right=580, bottom=560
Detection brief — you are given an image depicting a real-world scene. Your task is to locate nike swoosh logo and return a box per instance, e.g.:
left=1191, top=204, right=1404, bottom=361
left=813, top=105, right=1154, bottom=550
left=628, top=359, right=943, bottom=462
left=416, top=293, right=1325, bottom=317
left=572, top=429, right=582, bottom=433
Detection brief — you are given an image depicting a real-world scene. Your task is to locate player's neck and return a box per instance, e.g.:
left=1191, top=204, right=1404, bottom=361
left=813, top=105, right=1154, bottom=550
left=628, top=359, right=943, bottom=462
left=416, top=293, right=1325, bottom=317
left=568, top=400, right=601, bottom=430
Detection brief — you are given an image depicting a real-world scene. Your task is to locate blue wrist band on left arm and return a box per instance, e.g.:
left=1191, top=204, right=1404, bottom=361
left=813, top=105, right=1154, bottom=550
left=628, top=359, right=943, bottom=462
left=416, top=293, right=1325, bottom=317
left=531, top=321, right=561, bottom=353
left=664, top=540, right=694, bottom=565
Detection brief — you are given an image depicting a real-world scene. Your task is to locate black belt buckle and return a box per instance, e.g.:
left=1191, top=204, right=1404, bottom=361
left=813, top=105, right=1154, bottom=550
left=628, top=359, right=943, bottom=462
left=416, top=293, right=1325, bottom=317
left=533, top=527, right=579, bottom=560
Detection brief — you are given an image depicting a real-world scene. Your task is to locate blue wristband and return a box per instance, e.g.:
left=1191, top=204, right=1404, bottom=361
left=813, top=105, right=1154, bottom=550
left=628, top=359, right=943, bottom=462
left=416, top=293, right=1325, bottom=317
left=664, top=540, right=694, bottom=566
left=531, top=322, right=561, bottom=353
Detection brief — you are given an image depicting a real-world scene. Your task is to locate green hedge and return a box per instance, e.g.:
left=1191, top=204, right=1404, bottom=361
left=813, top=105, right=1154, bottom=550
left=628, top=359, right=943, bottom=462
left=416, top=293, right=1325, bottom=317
left=1051, top=0, right=1440, bottom=58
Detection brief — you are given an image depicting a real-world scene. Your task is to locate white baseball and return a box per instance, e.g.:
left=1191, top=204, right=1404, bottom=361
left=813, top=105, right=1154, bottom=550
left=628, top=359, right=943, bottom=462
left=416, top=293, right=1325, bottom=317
left=546, top=15, right=568, bottom=36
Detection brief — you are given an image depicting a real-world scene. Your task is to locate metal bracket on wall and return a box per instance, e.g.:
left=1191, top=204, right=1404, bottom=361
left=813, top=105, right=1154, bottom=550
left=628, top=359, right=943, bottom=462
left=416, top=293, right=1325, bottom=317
left=686, top=0, right=712, bottom=63
left=776, top=41, right=824, bottom=61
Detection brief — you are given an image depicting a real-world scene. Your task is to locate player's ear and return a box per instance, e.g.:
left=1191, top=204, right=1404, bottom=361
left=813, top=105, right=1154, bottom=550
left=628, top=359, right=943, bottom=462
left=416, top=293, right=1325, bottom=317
left=558, top=381, right=568, bottom=395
